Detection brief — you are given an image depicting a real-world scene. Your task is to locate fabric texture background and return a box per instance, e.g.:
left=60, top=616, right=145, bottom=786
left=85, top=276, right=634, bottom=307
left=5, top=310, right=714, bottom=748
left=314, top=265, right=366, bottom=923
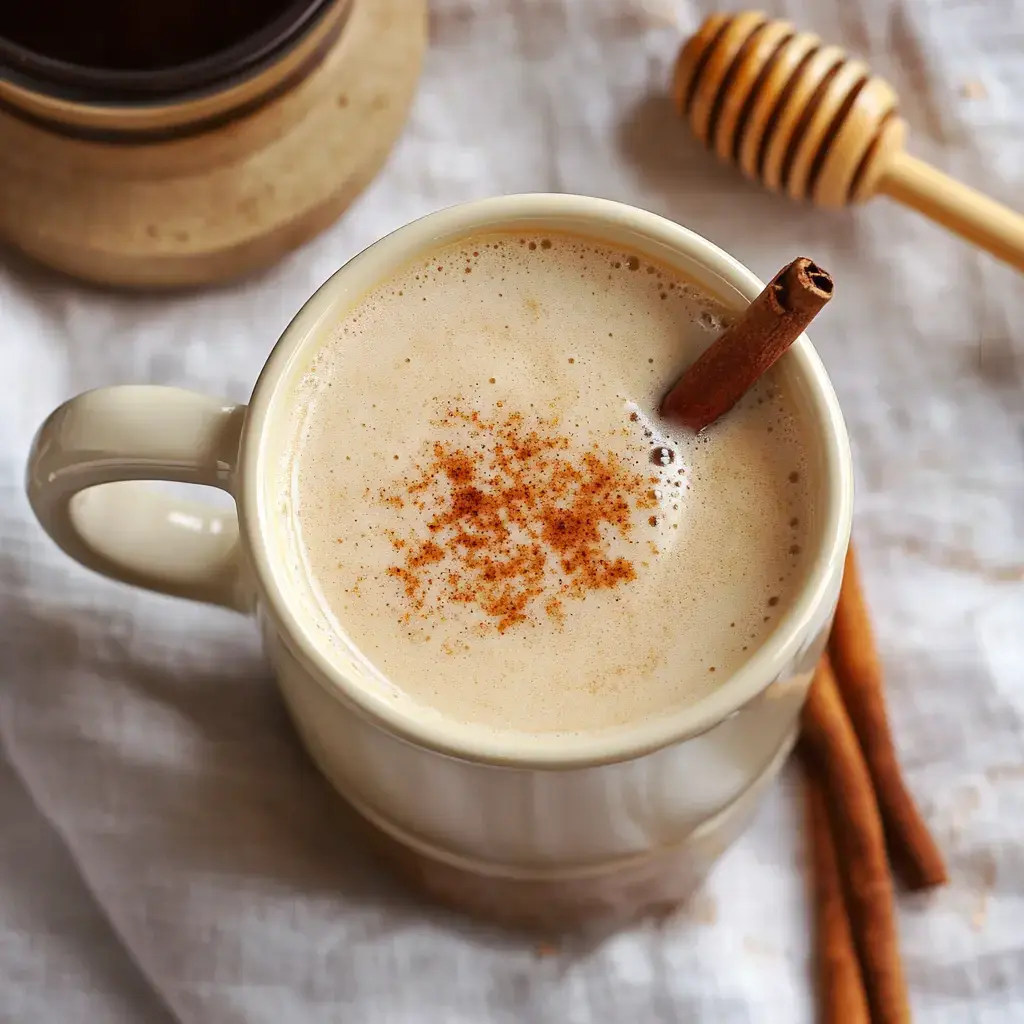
left=1, top=0, right=1022, bottom=1020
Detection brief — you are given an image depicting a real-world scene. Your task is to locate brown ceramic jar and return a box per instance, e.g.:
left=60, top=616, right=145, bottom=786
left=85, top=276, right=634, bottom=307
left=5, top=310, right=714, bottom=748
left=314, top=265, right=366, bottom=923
left=0, top=0, right=426, bottom=288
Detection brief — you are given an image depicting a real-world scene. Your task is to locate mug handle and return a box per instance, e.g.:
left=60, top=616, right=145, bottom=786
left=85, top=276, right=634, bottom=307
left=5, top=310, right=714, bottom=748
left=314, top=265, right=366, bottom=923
left=26, top=385, right=252, bottom=612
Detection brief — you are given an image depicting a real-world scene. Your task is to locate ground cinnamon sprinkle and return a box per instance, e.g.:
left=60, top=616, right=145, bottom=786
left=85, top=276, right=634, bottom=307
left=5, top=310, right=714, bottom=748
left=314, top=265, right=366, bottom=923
left=382, top=403, right=653, bottom=633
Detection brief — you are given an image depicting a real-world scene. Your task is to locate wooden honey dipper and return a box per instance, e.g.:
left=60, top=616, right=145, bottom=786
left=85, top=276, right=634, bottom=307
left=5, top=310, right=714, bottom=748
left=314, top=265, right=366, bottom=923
left=673, top=11, right=1024, bottom=271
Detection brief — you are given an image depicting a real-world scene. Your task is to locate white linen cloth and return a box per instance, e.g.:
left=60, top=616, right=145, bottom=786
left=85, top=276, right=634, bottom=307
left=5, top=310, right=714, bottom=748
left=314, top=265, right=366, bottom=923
left=2, top=0, right=1023, bottom=1019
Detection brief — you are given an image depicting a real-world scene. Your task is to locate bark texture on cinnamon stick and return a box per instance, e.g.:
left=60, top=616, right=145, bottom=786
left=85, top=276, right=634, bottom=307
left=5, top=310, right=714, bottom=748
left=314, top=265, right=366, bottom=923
left=830, top=546, right=948, bottom=891
left=803, top=767, right=870, bottom=1024
left=802, top=655, right=910, bottom=1024
left=660, top=257, right=833, bottom=431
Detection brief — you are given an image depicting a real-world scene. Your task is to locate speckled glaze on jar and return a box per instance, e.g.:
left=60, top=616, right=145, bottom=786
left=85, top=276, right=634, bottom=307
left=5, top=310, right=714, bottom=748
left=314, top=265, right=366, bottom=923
left=25, top=195, right=853, bottom=931
left=0, top=0, right=426, bottom=288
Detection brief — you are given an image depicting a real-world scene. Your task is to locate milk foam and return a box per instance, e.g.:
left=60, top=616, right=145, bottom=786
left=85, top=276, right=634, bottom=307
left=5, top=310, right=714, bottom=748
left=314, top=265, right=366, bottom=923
left=284, top=232, right=810, bottom=735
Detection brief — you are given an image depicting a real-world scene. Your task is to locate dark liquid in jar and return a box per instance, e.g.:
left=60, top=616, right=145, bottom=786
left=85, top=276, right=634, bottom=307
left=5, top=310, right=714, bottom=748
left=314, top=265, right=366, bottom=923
left=0, top=0, right=303, bottom=71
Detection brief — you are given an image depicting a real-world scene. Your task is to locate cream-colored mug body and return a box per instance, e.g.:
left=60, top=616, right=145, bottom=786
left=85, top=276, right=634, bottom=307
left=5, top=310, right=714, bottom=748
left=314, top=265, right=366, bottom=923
left=27, top=195, right=853, bottom=928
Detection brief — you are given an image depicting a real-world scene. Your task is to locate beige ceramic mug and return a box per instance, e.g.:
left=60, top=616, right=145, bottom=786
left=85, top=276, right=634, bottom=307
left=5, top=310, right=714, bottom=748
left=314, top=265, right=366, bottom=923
left=26, top=195, right=853, bottom=930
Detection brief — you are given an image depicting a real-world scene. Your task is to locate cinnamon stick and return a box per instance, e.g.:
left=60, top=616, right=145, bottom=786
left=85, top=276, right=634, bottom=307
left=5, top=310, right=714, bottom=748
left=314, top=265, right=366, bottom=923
left=830, top=546, right=948, bottom=890
left=803, top=766, right=870, bottom=1024
left=660, top=257, right=833, bottom=431
left=802, top=655, right=910, bottom=1024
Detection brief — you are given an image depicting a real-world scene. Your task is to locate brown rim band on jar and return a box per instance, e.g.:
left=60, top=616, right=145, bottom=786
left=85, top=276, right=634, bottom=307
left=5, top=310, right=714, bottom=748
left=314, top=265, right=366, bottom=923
left=0, top=0, right=353, bottom=143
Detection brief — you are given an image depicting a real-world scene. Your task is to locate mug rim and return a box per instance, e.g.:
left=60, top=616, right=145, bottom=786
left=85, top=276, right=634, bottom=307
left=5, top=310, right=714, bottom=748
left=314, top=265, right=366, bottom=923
left=240, top=194, right=854, bottom=769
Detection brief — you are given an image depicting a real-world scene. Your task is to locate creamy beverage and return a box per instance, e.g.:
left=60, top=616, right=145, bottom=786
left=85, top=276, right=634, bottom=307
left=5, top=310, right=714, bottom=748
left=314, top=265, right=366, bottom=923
left=283, top=232, right=811, bottom=736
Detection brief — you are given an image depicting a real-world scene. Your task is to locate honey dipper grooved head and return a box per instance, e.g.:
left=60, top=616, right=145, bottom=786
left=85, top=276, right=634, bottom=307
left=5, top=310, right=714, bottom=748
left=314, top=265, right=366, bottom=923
left=673, top=11, right=907, bottom=207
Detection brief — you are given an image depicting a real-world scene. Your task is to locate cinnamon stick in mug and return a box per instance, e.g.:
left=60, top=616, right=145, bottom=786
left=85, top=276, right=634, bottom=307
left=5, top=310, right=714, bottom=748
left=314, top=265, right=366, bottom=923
left=660, top=257, right=833, bottom=431
left=830, top=546, right=948, bottom=890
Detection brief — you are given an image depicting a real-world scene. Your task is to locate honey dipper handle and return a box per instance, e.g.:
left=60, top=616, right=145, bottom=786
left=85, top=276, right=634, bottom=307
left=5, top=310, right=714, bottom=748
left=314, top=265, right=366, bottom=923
left=878, top=153, right=1024, bottom=271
